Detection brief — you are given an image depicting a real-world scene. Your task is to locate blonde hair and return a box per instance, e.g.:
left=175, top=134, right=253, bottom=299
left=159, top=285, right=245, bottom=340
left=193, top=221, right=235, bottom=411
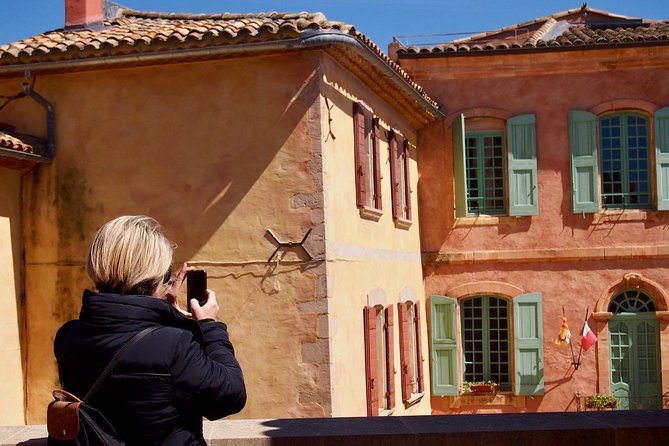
left=87, top=215, right=173, bottom=295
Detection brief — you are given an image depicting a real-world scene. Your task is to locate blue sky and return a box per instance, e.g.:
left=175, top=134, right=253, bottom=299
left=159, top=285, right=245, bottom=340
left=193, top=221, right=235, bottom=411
left=0, top=1, right=666, bottom=49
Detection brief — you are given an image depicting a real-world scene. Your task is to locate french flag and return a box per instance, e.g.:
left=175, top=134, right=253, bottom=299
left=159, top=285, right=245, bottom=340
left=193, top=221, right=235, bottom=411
left=581, top=320, right=598, bottom=351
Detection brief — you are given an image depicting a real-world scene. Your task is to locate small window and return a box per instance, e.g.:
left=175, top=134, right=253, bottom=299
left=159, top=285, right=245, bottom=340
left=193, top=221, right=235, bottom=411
left=363, top=305, right=395, bottom=415
left=353, top=102, right=382, bottom=214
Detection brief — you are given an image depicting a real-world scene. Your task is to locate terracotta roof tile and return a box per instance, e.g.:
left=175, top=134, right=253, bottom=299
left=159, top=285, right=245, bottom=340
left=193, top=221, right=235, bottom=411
left=397, top=6, right=669, bottom=55
left=0, top=8, right=440, bottom=121
left=0, top=130, right=46, bottom=155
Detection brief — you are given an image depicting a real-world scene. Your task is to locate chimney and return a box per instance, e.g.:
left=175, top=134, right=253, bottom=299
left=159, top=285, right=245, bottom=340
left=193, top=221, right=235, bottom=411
left=65, top=0, right=104, bottom=29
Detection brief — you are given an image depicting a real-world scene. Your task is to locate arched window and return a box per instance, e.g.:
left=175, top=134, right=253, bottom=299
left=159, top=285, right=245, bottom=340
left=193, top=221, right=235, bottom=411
left=608, top=289, right=656, bottom=313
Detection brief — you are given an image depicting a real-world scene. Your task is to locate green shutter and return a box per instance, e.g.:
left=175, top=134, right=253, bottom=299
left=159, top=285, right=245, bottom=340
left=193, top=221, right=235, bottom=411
left=513, top=292, right=544, bottom=396
left=654, top=107, right=669, bottom=211
left=569, top=110, right=599, bottom=213
left=430, top=295, right=459, bottom=396
left=452, top=114, right=467, bottom=217
left=507, top=114, right=538, bottom=216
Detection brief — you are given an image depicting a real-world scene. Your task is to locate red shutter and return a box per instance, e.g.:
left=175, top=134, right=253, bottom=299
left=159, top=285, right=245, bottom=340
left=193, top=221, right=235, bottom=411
left=372, top=118, right=382, bottom=210
left=397, top=302, right=411, bottom=402
left=363, top=306, right=378, bottom=416
left=415, top=304, right=425, bottom=393
left=389, top=131, right=400, bottom=219
left=403, top=140, right=412, bottom=221
left=353, top=103, right=367, bottom=208
left=385, top=305, right=395, bottom=410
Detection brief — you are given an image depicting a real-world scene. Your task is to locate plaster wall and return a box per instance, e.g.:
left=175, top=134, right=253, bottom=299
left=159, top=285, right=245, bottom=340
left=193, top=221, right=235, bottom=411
left=0, top=168, right=25, bottom=424
left=404, top=46, right=669, bottom=254
left=0, top=52, right=330, bottom=422
left=318, top=56, right=431, bottom=416
left=399, top=45, right=669, bottom=413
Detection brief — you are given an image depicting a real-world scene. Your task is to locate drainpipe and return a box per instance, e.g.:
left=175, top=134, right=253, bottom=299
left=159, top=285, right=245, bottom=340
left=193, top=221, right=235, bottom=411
left=0, top=73, right=56, bottom=164
left=21, top=73, right=55, bottom=160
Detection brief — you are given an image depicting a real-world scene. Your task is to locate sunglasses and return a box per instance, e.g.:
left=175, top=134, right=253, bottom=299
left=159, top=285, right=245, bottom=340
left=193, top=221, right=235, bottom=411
left=163, top=265, right=172, bottom=284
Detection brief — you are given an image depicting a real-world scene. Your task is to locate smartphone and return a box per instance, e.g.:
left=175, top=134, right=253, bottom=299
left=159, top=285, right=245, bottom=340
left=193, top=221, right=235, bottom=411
left=186, top=269, right=207, bottom=311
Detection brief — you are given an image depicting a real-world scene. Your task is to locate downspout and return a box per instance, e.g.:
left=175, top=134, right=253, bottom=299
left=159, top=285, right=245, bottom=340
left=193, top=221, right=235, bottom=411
left=22, top=72, right=55, bottom=160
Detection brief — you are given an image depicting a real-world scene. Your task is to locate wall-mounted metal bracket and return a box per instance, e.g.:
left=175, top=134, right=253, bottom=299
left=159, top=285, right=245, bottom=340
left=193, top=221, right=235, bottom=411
left=266, top=228, right=313, bottom=262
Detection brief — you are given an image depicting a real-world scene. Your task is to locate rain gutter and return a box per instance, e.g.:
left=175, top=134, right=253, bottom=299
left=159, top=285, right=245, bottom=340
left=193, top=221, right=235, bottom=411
left=0, top=30, right=443, bottom=120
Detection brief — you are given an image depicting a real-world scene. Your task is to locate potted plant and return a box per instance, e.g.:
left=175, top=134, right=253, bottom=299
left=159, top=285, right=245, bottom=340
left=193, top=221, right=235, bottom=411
left=462, top=380, right=499, bottom=395
left=585, top=394, right=617, bottom=410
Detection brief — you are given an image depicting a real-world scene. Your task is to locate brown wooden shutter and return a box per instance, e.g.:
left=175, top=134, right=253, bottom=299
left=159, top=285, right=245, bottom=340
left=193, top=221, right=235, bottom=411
left=372, top=118, right=382, bottom=210
left=415, top=303, right=425, bottom=393
left=385, top=305, right=396, bottom=410
left=353, top=103, right=367, bottom=208
left=363, top=306, right=378, bottom=416
left=397, top=302, right=411, bottom=401
left=389, top=131, right=400, bottom=219
left=403, top=139, right=412, bottom=221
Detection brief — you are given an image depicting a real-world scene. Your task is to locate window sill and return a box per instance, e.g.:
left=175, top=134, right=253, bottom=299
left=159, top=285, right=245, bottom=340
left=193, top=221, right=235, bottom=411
left=359, top=206, right=383, bottom=222
left=454, top=215, right=520, bottom=227
left=403, top=392, right=425, bottom=408
left=378, top=407, right=395, bottom=416
left=445, top=393, right=526, bottom=409
left=394, top=217, right=412, bottom=230
left=592, top=209, right=665, bottom=224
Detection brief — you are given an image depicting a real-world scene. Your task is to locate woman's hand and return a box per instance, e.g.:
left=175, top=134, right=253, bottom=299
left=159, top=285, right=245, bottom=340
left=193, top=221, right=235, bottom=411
left=189, top=289, right=220, bottom=321
left=163, top=262, right=194, bottom=317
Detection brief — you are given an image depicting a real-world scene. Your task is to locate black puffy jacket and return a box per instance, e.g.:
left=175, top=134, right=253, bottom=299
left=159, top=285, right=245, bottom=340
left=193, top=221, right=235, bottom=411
left=54, top=290, right=247, bottom=446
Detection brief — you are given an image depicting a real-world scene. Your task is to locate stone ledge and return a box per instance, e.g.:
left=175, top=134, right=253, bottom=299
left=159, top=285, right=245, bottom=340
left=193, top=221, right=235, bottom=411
left=3, top=411, right=669, bottom=446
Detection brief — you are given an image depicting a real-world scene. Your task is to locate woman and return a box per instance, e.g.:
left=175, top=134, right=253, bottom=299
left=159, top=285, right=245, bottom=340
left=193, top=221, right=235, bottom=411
left=54, top=215, right=246, bottom=445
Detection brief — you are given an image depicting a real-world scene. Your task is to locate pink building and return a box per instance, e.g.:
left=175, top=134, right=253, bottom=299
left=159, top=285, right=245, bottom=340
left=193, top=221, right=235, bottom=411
left=394, top=5, right=669, bottom=413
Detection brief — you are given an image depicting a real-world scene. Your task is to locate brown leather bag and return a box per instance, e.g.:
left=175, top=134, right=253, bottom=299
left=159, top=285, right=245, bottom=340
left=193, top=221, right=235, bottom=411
left=47, top=390, right=82, bottom=440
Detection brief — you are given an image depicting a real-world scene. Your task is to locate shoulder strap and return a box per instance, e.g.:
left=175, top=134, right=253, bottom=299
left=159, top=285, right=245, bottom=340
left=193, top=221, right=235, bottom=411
left=83, top=326, right=161, bottom=402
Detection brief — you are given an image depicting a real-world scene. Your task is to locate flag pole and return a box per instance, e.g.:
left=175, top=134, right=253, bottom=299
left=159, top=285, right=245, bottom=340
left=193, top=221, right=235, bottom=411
left=575, top=307, right=589, bottom=369
left=567, top=306, right=580, bottom=369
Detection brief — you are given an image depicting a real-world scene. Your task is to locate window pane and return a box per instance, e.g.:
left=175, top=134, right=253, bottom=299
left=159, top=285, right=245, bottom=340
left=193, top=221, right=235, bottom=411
left=461, top=297, right=510, bottom=389
left=465, top=133, right=505, bottom=215
left=600, top=113, right=650, bottom=209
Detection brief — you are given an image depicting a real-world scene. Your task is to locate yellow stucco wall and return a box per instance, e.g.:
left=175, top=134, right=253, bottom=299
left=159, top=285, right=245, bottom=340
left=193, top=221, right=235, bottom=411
left=318, top=56, right=431, bottom=416
left=0, top=52, right=333, bottom=423
left=0, top=167, right=25, bottom=425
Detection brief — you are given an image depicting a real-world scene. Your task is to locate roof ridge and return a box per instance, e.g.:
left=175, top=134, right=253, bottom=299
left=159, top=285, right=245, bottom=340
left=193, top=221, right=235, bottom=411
left=527, top=17, right=557, bottom=46
left=119, top=9, right=327, bottom=22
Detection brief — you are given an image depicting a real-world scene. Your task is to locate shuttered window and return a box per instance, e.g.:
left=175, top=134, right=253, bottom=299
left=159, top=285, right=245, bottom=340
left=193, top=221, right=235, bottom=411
left=569, top=110, right=600, bottom=213
left=453, top=113, right=538, bottom=217
left=430, top=296, right=459, bottom=396
left=389, top=130, right=412, bottom=224
left=429, top=293, right=544, bottom=397
left=363, top=305, right=395, bottom=415
left=570, top=108, right=669, bottom=212
left=513, top=292, right=544, bottom=396
left=398, top=301, right=424, bottom=402
left=507, top=114, right=538, bottom=216
left=353, top=102, right=382, bottom=211
left=655, top=107, right=669, bottom=210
